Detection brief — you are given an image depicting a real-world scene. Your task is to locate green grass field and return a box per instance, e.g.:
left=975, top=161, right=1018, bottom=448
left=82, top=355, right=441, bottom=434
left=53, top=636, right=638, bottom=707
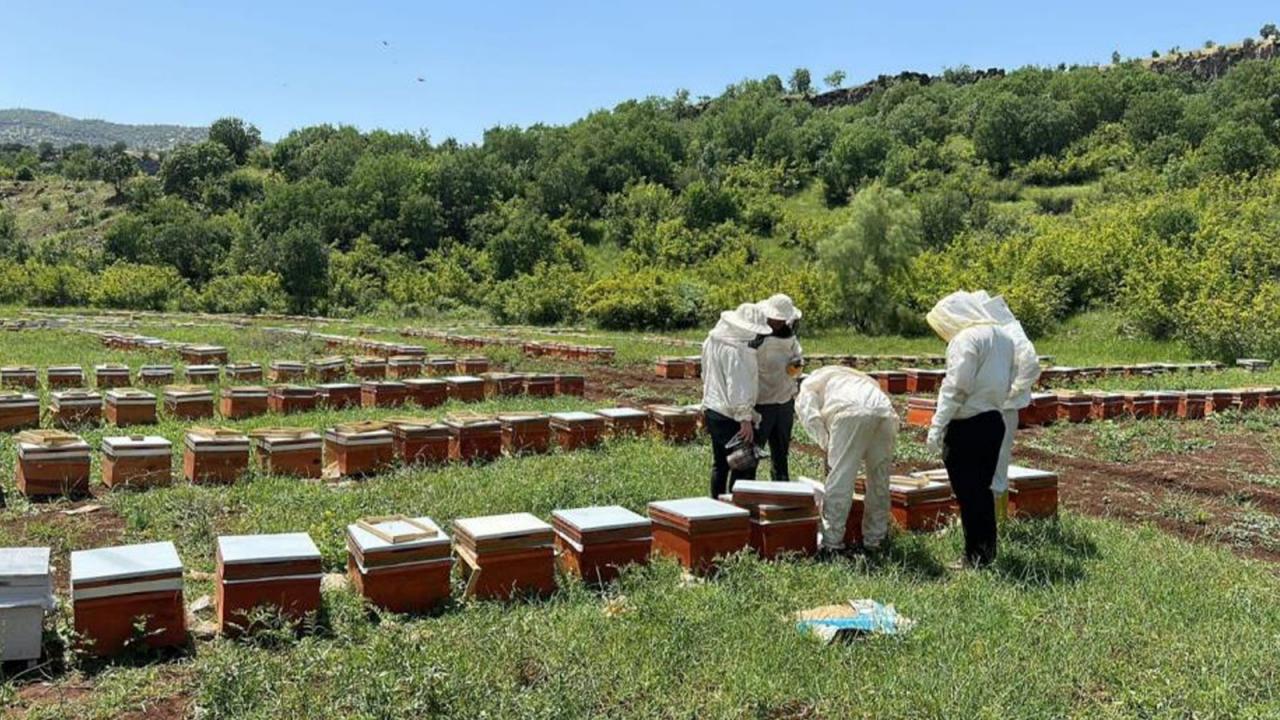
left=1, top=313, right=1280, bottom=718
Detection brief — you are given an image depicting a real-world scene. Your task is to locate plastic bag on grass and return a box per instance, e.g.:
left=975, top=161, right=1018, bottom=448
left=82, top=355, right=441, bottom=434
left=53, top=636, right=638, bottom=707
left=794, top=599, right=914, bottom=643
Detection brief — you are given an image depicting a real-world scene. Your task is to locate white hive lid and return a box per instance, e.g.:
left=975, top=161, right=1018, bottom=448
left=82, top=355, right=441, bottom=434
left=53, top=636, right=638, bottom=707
left=1006, top=465, right=1057, bottom=481
left=71, top=541, right=182, bottom=584
left=648, top=497, right=748, bottom=521
left=346, top=517, right=450, bottom=553
left=595, top=407, right=648, bottom=419
left=0, top=547, right=50, bottom=583
left=731, top=480, right=817, bottom=499
left=551, top=411, right=601, bottom=423
left=217, top=533, right=321, bottom=565
left=444, top=375, right=482, bottom=383
left=103, top=435, right=170, bottom=450
left=552, top=506, right=648, bottom=533
left=454, top=512, right=551, bottom=541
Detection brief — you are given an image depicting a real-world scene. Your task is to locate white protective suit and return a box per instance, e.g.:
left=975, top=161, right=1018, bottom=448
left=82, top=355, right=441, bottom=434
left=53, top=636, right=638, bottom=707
left=796, top=366, right=898, bottom=549
left=977, top=293, right=1041, bottom=496
left=925, top=292, right=1017, bottom=454
left=701, top=303, right=770, bottom=423
left=756, top=334, right=803, bottom=404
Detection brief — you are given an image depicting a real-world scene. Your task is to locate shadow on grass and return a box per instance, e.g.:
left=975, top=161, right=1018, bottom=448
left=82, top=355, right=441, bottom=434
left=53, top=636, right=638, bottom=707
left=869, top=534, right=948, bottom=581
left=992, top=517, right=1100, bottom=588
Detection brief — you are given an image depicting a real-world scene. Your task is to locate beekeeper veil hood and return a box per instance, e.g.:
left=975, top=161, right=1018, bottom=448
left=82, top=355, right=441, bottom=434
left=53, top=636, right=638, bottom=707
left=761, top=294, right=802, bottom=323
left=710, top=302, right=772, bottom=344
left=926, top=291, right=997, bottom=342
left=979, top=293, right=1031, bottom=346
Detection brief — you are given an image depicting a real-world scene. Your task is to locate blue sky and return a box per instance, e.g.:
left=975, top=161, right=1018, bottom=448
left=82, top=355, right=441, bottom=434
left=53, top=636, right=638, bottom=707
left=1, top=1, right=1273, bottom=143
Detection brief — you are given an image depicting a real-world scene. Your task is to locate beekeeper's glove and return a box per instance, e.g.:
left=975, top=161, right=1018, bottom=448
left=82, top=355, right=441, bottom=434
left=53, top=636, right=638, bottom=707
left=926, top=424, right=945, bottom=454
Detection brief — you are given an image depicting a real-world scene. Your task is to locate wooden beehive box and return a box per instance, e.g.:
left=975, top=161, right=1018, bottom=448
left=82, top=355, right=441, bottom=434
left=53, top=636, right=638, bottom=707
left=443, top=414, right=502, bottom=462
left=315, top=382, right=361, bottom=409
left=1088, top=391, right=1125, bottom=420
left=268, top=361, right=306, bottom=384
left=0, top=547, right=54, bottom=662
left=1123, top=392, right=1156, bottom=419
left=352, top=356, right=387, bottom=380
left=426, top=357, right=457, bottom=376
left=647, top=405, right=700, bottom=443
left=220, top=386, right=269, bottom=419
left=552, top=505, right=650, bottom=584
left=1152, top=392, right=1181, bottom=419
left=404, top=378, right=448, bottom=408
left=225, top=362, right=264, bottom=383
left=251, top=429, right=323, bottom=478
left=1019, top=392, right=1058, bottom=427
left=216, top=533, right=322, bottom=636
left=444, top=375, right=485, bottom=403
left=346, top=516, right=452, bottom=614
left=728, top=480, right=819, bottom=560
left=93, top=363, right=131, bottom=389
left=522, top=373, right=557, bottom=398
left=180, top=345, right=227, bottom=364
left=138, top=364, right=175, bottom=386
left=104, top=388, right=157, bottom=426
left=797, top=476, right=864, bottom=548
left=1006, top=465, right=1059, bottom=519
left=101, top=435, right=172, bottom=490
left=1235, top=388, right=1265, bottom=412
left=456, top=356, right=489, bottom=375
left=655, top=357, right=688, bottom=380
left=15, top=430, right=91, bottom=498
left=452, top=513, right=556, bottom=601
left=869, top=370, right=908, bottom=395
left=555, top=374, right=585, bottom=397
left=70, top=541, right=186, bottom=656
left=0, top=366, right=38, bottom=389
left=50, top=389, right=102, bottom=427
left=46, top=365, right=85, bottom=389
left=876, top=474, right=957, bottom=531
left=1207, top=389, right=1238, bottom=414
left=324, top=423, right=395, bottom=478
left=1180, top=390, right=1208, bottom=419
left=594, top=407, right=649, bottom=437
left=184, top=427, right=251, bottom=484
left=361, top=380, right=409, bottom=408
left=648, top=497, right=750, bottom=574
left=0, top=391, right=40, bottom=431
left=268, top=384, right=318, bottom=415
left=549, top=411, right=605, bottom=451
left=905, top=397, right=936, bottom=428
left=904, top=368, right=946, bottom=394
left=1055, top=392, right=1093, bottom=423
left=385, top=416, right=451, bottom=465
left=480, top=372, right=525, bottom=398
left=183, top=364, right=221, bottom=385
left=164, top=385, right=214, bottom=420
left=309, top=356, right=347, bottom=383
left=498, top=412, right=552, bottom=455
left=387, top=355, right=424, bottom=379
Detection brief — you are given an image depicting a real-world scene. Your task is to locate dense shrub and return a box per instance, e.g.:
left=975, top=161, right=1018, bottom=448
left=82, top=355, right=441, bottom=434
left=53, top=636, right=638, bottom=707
left=92, top=263, right=192, bottom=311
left=198, top=273, right=289, bottom=315
left=488, top=264, right=587, bottom=325
left=580, top=269, right=707, bottom=330
left=27, top=263, right=92, bottom=307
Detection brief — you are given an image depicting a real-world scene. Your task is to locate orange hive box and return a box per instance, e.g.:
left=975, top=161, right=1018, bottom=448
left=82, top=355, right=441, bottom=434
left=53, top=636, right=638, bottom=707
left=0, top=391, right=40, bottom=431
left=797, top=476, right=863, bottom=548
left=905, top=396, right=936, bottom=428
left=392, top=344, right=427, bottom=359
left=648, top=497, right=750, bottom=574
left=871, top=473, right=957, bottom=532
left=1235, top=388, right=1265, bottom=412
left=224, top=362, right=264, bottom=383
left=425, top=357, right=457, bottom=376
left=647, top=405, right=701, bottom=443
left=1089, top=391, right=1125, bottom=420
left=552, top=505, right=651, bottom=584
left=46, top=365, right=85, bottom=389
left=729, top=480, right=819, bottom=559
left=0, top=366, right=37, bottom=389
left=183, top=364, right=221, bottom=385
left=93, top=363, right=131, bottom=388
left=361, top=380, right=409, bottom=408
left=267, top=361, right=306, bottom=384
left=1055, top=392, right=1093, bottom=423
left=452, top=513, right=556, bottom=601
left=1123, top=392, right=1156, bottom=420
left=655, top=357, right=688, bottom=380
left=346, top=516, right=453, bottom=614
left=309, top=356, right=347, bottom=382
left=498, top=412, right=553, bottom=455
left=549, top=411, right=605, bottom=451
left=594, top=407, right=649, bottom=437
left=1018, top=392, right=1058, bottom=427
left=1151, top=391, right=1181, bottom=419
left=1207, top=389, right=1238, bottom=414
left=385, top=416, right=450, bottom=465
left=138, top=364, right=175, bottom=386
left=180, top=344, right=227, bottom=364
left=1261, top=387, right=1280, bottom=410
left=70, top=542, right=185, bottom=656
left=404, top=378, right=448, bottom=408
left=216, top=533, right=322, bottom=637
left=352, top=356, right=388, bottom=380
left=444, top=375, right=485, bottom=403
left=15, top=430, right=91, bottom=498
left=456, top=356, right=489, bottom=375
left=555, top=374, right=585, bottom=397
left=522, top=373, right=557, bottom=398
left=480, top=372, right=525, bottom=398
left=868, top=370, right=908, bottom=395
left=250, top=428, right=323, bottom=478
left=387, top=355, right=424, bottom=379
left=104, top=388, right=157, bottom=426
left=683, top=355, right=703, bottom=378
left=324, top=423, right=395, bottom=478
left=1006, top=465, right=1059, bottom=519
left=315, top=382, right=361, bottom=409
left=49, top=390, right=102, bottom=428
left=164, top=385, right=214, bottom=420
left=443, top=414, right=503, bottom=462
left=220, top=385, right=269, bottom=419
left=101, top=435, right=172, bottom=490
left=184, top=427, right=251, bottom=484
left=268, top=384, right=318, bottom=415
left=904, top=368, right=946, bottom=394
left=1180, top=390, right=1208, bottom=419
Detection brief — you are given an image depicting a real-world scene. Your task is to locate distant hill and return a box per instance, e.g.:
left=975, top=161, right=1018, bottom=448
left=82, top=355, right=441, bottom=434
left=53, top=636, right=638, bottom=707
left=0, top=109, right=206, bottom=151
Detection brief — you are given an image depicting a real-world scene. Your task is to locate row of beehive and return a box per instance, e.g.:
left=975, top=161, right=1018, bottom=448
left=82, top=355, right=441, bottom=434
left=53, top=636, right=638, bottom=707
left=398, top=326, right=616, bottom=362
left=13, top=406, right=703, bottom=497
left=5, top=465, right=1059, bottom=660
left=906, top=387, right=1280, bottom=428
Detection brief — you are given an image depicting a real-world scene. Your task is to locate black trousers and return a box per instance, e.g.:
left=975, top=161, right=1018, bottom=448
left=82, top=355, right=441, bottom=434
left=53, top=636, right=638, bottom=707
left=942, top=410, right=1004, bottom=567
left=755, top=400, right=794, bottom=483
left=706, top=408, right=756, bottom=498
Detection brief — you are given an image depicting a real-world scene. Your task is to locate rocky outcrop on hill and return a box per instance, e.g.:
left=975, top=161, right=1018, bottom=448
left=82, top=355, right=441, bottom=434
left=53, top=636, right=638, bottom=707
left=1146, top=38, right=1280, bottom=80
left=805, top=68, right=1005, bottom=108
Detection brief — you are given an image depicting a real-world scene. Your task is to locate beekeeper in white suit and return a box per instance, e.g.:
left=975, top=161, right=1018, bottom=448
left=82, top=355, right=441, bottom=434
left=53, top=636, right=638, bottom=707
left=754, top=294, right=804, bottom=484
left=701, top=302, right=771, bottom=498
left=926, top=291, right=1016, bottom=568
left=976, top=293, right=1041, bottom=521
left=796, top=366, right=898, bottom=554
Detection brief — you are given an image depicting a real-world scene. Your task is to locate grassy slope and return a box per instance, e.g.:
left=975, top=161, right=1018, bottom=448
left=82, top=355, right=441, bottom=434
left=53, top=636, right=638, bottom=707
left=0, top=179, right=120, bottom=247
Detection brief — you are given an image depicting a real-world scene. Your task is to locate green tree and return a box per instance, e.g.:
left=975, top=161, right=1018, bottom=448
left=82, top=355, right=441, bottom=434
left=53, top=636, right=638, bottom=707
left=823, top=70, right=847, bottom=89
left=1198, top=121, right=1277, bottom=174
left=469, top=199, right=584, bottom=280
left=819, top=120, right=893, bottom=205
left=1262, top=23, right=1278, bottom=39
left=789, top=68, right=812, bottom=95
left=208, top=117, right=262, bottom=164
left=159, top=141, right=234, bottom=201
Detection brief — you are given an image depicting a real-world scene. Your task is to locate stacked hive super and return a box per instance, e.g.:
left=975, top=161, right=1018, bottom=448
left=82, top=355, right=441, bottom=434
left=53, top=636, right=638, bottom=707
left=0, top=547, right=54, bottom=662
left=346, top=516, right=453, bottom=613
left=216, top=533, right=323, bottom=636
left=452, top=513, right=556, bottom=600
left=857, top=475, right=956, bottom=531
left=729, top=481, right=820, bottom=559
left=552, top=506, right=651, bottom=584
left=648, top=497, right=749, bottom=574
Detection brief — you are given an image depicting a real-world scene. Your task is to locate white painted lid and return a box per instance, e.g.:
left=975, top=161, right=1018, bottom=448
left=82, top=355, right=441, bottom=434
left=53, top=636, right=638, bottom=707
left=444, top=375, right=482, bottom=383
left=217, top=533, right=320, bottom=565
left=551, top=411, right=601, bottom=422
left=648, top=497, right=748, bottom=521
left=552, top=506, right=648, bottom=532
left=106, top=389, right=154, bottom=399
left=346, top=517, right=450, bottom=553
left=595, top=408, right=648, bottom=419
left=71, top=541, right=182, bottom=583
left=102, top=435, right=171, bottom=450
left=454, top=512, right=551, bottom=540
left=0, top=547, right=50, bottom=582
left=730, top=480, right=817, bottom=499
left=1006, top=465, right=1057, bottom=481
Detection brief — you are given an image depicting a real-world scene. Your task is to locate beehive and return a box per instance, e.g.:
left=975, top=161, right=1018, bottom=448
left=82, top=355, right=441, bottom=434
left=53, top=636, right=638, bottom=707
left=385, top=416, right=450, bottom=465
left=522, top=373, right=557, bottom=398
left=216, top=533, right=322, bottom=636
left=180, top=344, right=227, bottom=364
left=404, top=378, right=448, bottom=408
left=324, top=422, right=395, bottom=478
left=0, top=366, right=38, bottom=389
left=452, top=513, right=556, bottom=600
left=552, top=506, right=651, bottom=584
left=655, top=357, right=688, bottom=379
left=549, top=411, right=605, bottom=451
left=268, top=361, right=306, bottom=384
left=904, top=368, right=946, bottom=394
left=0, top=547, right=54, bottom=662
left=498, top=412, right=553, bottom=455
left=1089, top=391, right=1125, bottom=420
left=1180, top=390, right=1208, bottom=419
left=361, top=380, right=409, bottom=408
left=443, top=414, right=503, bottom=462
left=1006, top=465, right=1059, bottom=518
left=480, top=372, right=525, bottom=398
left=426, top=357, right=456, bottom=376
left=1123, top=392, right=1156, bottom=419
left=46, top=365, right=85, bottom=389
left=352, top=356, right=387, bottom=380
left=1207, top=389, right=1239, bottom=414
left=346, top=516, right=452, bottom=614
left=101, top=435, right=172, bottom=490
left=15, top=430, right=91, bottom=498
left=104, top=388, right=157, bottom=426
left=905, top=397, right=936, bottom=428
left=869, top=370, right=908, bottom=395
left=1055, top=392, right=1093, bottom=423
left=268, top=384, right=318, bottom=415
left=387, top=355, right=424, bottom=379
left=456, top=356, right=489, bottom=375
left=0, top=391, right=40, bottom=431
left=219, top=385, right=268, bottom=419
left=138, top=364, right=175, bottom=386
left=647, top=405, right=700, bottom=443
left=183, top=364, right=220, bottom=385
left=444, top=375, right=485, bottom=403
left=870, top=473, right=957, bottom=531
left=250, top=428, right=323, bottom=478
left=594, top=407, right=649, bottom=437
left=683, top=355, right=703, bottom=378
left=163, top=385, right=214, bottom=420
left=1152, top=392, right=1182, bottom=419
left=316, top=382, right=361, bottom=409
left=184, top=427, right=251, bottom=484
left=49, top=390, right=103, bottom=427
left=648, top=497, right=750, bottom=574
left=309, top=356, right=347, bottom=382
left=729, top=480, right=819, bottom=559
left=1018, top=392, right=1058, bottom=427
left=71, top=541, right=186, bottom=656
left=797, top=476, right=864, bottom=548
left=1235, top=388, right=1265, bottom=412
left=555, top=374, right=585, bottom=397
left=225, top=362, right=264, bottom=383
left=93, top=363, right=131, bottom=388
left=1261, top=387, right=1280, bottom=410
